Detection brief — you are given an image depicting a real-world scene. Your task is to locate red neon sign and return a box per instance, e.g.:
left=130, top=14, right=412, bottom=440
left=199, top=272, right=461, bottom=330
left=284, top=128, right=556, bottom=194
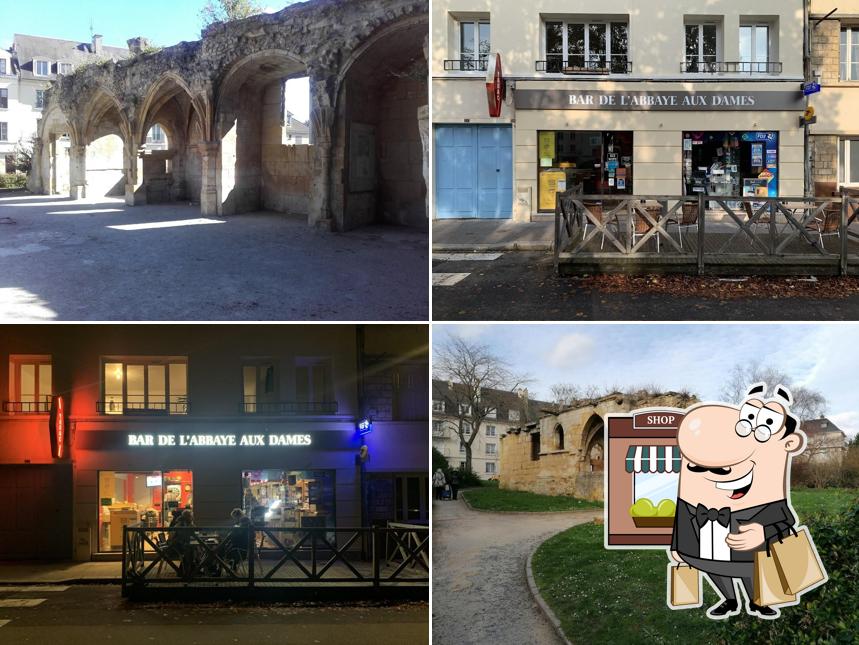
left=485, top=53, right=504, bottom=118
left=50, top=396, right=65, bottom=459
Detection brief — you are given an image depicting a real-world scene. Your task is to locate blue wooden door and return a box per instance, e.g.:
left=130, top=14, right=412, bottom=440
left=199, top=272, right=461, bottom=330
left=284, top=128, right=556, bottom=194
left=434, top=125, right=512, bottom=218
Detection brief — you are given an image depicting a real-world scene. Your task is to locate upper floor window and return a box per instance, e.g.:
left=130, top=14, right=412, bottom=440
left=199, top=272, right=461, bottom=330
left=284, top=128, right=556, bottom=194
left=242, top=362, right=276, bottom=413
left=544, top=19, right=629, bottom=74
left=7, top=356, right=52, bottom=413
left=58, top=62, right=73, bottom=75
left=0, top=88, right=7, bottom=110
left=486, top=424, right=496, bottom=437
left=459, top=403, right=471, bottom=416
left=432, top=399, right=445, bottom=413
left=509, top=409, right=520, bottom=422
left=485, top=462, right=496, bottom=474
left=485, top=408, right=496, bottom=419
left=35, top=90, right=45, bottom=110
left=486, top=442, right=497, bottom=455
left=460, top=19, right=490, bottom=71
left=0, top=122, right=8, bottom=142
left=102, top=359, right=188, bottom=415
left=739, top=23, right=770, bottom=73
left=0, top=59, right=7, bottom=75
left=34, top=60, right=49, bottom=76
left=839, top=138, right=859, bottom=185
left=684, top=23, right=718, bottom=72
left=841, top=28, right=859, bottom=81
left=295, top=357, right=333, bottom=403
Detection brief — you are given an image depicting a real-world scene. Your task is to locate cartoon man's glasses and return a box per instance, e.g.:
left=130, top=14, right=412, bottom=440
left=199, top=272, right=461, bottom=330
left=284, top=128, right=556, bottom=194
left=735, top=401, right=785, bottom=443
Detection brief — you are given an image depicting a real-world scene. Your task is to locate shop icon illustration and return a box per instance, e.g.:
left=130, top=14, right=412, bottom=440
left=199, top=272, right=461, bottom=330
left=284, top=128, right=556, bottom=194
left=603, top=384, right=828, bottom=620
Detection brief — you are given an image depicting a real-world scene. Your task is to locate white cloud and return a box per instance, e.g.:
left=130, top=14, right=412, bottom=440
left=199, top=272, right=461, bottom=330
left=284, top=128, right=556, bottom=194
left=828, top=411, right=859, bottom=438
left=452, top=324, right=489, bottom=340
left=547, top=333, right=595, bottom=368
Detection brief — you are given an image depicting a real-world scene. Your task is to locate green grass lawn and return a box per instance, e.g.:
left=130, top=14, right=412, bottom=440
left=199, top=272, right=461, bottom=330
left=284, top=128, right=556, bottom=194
left=531, top=487, right=858, bottom=644
left=461, top=480, right=603, bottom=512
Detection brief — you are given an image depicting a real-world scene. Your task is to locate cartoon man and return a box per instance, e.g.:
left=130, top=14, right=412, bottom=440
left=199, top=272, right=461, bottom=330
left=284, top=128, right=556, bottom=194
left=670, top=383, right=806, bottom=619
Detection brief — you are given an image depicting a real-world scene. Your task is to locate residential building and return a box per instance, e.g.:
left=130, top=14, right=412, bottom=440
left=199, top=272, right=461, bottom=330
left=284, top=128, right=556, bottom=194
left=432, top=379, right=550, bottom=478
left=800, top=416, right=849, bottom=462
left=0, top=34, right=129, bottom=174
left=432, top=0, right=806, bottom=220
left=808, top=1, right=859, bottom=193
left=0, top=325, right=428, bottom=561
left=284, top=111, right=311, bottom=145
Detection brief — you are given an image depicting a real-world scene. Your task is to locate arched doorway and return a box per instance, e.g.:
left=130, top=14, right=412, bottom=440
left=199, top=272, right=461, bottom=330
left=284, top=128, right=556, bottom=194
left=553, top=424, right=565, bottom=450
left=215, top=51, right=309, bottom=216
left=85, top=133, right=124, bottom=198
left=582, top=414, right=605, bottom=472
left=36, top=105, right=72, bottom=196
left=333, top=16, right=428, bottom=231
left=80, top=87, right=131, bottom=201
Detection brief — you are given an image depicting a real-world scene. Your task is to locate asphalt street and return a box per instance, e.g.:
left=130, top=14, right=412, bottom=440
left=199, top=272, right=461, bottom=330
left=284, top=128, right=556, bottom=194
left=0, top=584, right=428, bottom=644
left=432, top=252, right=859, bottom=320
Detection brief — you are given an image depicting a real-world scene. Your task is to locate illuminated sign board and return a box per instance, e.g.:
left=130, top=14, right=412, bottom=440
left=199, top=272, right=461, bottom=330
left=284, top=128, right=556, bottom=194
left=127, top=433, right=312, bottom=447
left=50, top=396, right=66, bottom=459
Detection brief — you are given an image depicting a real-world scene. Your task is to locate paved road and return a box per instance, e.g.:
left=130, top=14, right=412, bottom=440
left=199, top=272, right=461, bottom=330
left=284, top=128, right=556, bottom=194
left=0, top=584, right=428, bottom=644
left=433, top=252, right=859, bottom=320
left=432, top=497, right=600, bottom=645
left=0, top=193, right=427, bottom=321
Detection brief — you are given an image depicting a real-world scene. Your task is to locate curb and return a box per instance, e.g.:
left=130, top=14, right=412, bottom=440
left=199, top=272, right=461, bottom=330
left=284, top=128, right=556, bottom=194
left=432, top=242, right=552, bottom=252
left=525, top=538, right=574, bottom=645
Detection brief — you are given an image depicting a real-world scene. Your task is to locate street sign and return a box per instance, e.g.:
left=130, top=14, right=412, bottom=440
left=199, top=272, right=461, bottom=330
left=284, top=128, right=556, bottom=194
left=801, top=81, right=821, bottom=96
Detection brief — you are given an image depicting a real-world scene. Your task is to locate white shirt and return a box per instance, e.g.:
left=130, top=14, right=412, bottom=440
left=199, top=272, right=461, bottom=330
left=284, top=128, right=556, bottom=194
left=699, top=519, right=731, bottom=561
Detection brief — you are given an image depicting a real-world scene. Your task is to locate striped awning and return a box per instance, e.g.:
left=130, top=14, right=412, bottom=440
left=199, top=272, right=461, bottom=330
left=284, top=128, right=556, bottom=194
left=625, top=446, right=681, bottom=473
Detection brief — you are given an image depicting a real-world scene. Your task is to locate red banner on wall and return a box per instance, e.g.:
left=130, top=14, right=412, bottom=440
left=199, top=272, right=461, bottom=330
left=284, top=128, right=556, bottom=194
left=486, top=53, right=504, bottom=118
left=49, top=396, right=67, bottom=459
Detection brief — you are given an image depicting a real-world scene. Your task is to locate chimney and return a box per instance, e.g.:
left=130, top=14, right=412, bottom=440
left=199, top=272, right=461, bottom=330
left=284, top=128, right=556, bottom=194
left=126, top=37, right=151, bottom=55
left=92, top=34, right=103, bottom=55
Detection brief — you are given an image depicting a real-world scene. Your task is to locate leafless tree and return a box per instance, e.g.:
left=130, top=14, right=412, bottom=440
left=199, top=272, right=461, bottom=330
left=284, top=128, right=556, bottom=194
left=433, top=336, right=529, bottom=474
left=550, top=383, right=581, bottom=411
left=720, top=362, right=826, bottom=421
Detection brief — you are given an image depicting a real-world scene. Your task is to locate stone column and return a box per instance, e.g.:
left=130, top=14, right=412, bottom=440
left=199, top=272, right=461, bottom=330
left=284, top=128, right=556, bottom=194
left=27, top=139, right=44, bottom=194
left=309, top=72, right=336, bottom=230
left=124, top=141, right=145, bottom=206
left=69, top=144, right=86, bottom=200
left=199, top=141, right=220, bottom=216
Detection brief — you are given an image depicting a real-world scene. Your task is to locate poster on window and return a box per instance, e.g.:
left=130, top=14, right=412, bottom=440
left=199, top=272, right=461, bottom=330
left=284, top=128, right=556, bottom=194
left=751, top=143, right=763, bottom=167
left=539, top=131, right=556, bottom=161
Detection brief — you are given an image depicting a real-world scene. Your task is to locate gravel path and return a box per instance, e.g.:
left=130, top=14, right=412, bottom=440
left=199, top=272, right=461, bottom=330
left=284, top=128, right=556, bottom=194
left=432, top=496, right=600, bottom=645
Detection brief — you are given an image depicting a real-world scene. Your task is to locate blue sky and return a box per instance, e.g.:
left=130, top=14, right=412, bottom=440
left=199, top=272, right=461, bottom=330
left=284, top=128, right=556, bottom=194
left=434, top=324, right=859, bottom=437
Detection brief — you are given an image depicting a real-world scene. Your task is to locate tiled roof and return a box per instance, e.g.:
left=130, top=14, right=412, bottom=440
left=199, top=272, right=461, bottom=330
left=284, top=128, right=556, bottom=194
left=802, top=417, right=846, bottom=438
left=13, top=34, right=130, bottom=80
left=432, top=379, right=552, bottom=424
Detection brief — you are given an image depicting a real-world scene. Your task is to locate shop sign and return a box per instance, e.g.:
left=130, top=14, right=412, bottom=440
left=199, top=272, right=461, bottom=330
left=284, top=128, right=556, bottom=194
left=515, top=90, right=805, bottom=111
left=126, top=433, right=313, bottom=447
left=485, top=53, right=504, bottom=118
left=632, top=411, right=682, bottom=431
left=49, top=395, right=67, bottom=459
left=801, top=81, right=821, bottom=96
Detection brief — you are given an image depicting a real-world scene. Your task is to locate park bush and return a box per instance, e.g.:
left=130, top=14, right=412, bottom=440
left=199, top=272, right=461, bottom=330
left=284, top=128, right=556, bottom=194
left=0, top=173, right=27, bottom=189
left=718, top=495, right=859, bottom=643
left=455, top=465, right=483, bottom=488
left=432, top=447, right=451, bottom=479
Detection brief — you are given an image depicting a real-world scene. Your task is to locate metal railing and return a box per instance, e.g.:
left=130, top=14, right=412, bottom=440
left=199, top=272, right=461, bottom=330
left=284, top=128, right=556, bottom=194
left=97, top=396, right=188, bottom=415
left=240, top=399, right=338, bottom=415
left=121, top=523, right=429, bottom=596
left=444, top=58, right=489, bottom=72
left=537, top=55, right=632, bottom=74
left=554, top=188, right=859, bottom=275
left=2, top=400, right=51, bottom=413
left=680, top=59, right=783, bottom=74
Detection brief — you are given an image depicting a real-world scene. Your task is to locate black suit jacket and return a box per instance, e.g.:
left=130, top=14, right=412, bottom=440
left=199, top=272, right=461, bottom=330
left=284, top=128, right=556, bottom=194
left=671, top=498, right=797, bottom=562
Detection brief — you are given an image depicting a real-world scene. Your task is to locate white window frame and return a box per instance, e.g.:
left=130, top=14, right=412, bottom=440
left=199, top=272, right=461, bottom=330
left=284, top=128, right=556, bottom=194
left=684, top=22, right=721, bottom=72
left=841, top=27, right=859, bottom=81
left=57, top=62, right=73, bottom=76
left=459, top=442, right=466, bottom=454
left=458, top=18, right=491, bottom=70
left=0, top=59, right=7, bottom=75
left=509, top=409, right=520, bottom=422
left=0, top=88, right=7, bottom=110
left=432, top=399, right=445, bottom=413
left=838, top=138, right=859, bottom=186
left=34, top=59, right=50, bottom=77
left=739, top=23, right=771, bottom=73
left=486, top=443, right=497, bottom=455
left=0, top=122, right=7, bottom=142
left=35, top=89, right=45, bottom=110
left=101, top=357, right=188, bottom=415
left=485, top=462, right=496, bottom=474
left=485, top=424, right=496, bottom=437
left=543, top=18, right=630, bottom=73
left=8, top=355, right=52, bottom=413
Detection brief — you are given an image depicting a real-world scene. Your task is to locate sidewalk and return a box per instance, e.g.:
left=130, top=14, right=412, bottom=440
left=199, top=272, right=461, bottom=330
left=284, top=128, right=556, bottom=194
left=432, top=219, right=554, bottom=252
left=0, top=561, right=121, bottom=584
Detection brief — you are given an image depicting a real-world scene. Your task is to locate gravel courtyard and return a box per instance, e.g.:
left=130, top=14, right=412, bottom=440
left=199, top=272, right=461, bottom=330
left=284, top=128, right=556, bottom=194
left=0, top=192, right=427, bottom=321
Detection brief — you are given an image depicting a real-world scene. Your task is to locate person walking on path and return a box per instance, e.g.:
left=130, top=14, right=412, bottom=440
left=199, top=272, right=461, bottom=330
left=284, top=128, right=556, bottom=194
left=449, top=470, right=461, bottom=500
left=433, top=468, right=447, bottom=500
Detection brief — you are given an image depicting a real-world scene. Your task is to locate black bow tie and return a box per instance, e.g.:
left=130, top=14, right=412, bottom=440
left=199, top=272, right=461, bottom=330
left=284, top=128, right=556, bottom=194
left=695, top=504, right=731, bottom=528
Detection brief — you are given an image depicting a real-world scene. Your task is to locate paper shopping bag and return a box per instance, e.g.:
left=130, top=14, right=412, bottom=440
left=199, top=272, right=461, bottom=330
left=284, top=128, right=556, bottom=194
left=669, top=564, right=700, bottom=607
left=753, top=549, right=796, bottom=606
left=770, top=526, right=827, bottom=595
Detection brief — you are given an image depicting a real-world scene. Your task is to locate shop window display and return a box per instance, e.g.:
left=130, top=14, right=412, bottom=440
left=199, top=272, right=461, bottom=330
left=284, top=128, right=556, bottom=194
left=98, top=470, right=193, bottom=551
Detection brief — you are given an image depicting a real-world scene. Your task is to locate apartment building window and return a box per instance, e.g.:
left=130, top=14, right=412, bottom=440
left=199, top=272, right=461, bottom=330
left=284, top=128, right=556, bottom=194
left=509, top=409, right=520, bottom=422
left=486, top=424, right=496, bottom=437
left=0, top=88, right=7, bottom=109
left=463, top=422, right=472, bottom=436
left=459, top=403, right=471, bottom=415
left=460, top=442, right=466, bottom=454
left=432, top=399, right=445, bottom=413
left=544, top=19, right=629, bottom=73
left=58, top=62, right=73, bottom=75
left=34, top=60, right=49, bottom=76
left=242, top=362, right=276, bottom=413
left=739, top=23, right=770, bottom=73
left=839, top=138, right=859, bottom=186
left=841, top=27, right=859, bottom=81
left=684, top=23, right=718, bottom=72
left=102, top=359, right=188, bottom=415
left=295, top=357, right=333, bottom=404
left=0, top=122, right=7, bottom=141
left=432, top=420, right=446, bottom=436
left=486, top=443, right=496, bottom=455
left=0, top=59, right=6, bottom=75
left=459, top=19, right=490, bottom=71
left=7, top=356, right=52, bottom=413
left=485, top=408, right=496, bottom=419
left=35, top=90, right=45, bottom=110
left=485, top=462, right=496, bottom=475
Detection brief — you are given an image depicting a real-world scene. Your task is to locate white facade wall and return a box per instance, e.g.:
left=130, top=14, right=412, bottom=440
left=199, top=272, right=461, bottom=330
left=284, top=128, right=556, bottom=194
left=432, top=413, right=509, bottom=479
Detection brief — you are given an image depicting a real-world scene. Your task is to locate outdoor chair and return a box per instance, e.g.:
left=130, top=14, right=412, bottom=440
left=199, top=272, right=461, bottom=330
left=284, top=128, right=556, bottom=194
left=805, top=207, right=840, bottom=248
left=743, top=200, right=774, bottom=243
left=632, top=202, right=662, bottom=252
left=665, top=201, right=699, bottom=249
left=581, top=200, right=621, bottom=250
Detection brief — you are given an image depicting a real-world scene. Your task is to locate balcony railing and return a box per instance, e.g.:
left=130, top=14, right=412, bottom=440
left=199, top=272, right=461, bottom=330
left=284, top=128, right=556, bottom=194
left=444, top=58, right=489, bottom=72
left=537, top=55, right=632, bottom=75
left=681, top=59, right=783, bottom=74
left=97, top=396, right=189, bottom=415
left=240, top=399, right=338, bottom=415
left=3, top=400, right=51, bottom=413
